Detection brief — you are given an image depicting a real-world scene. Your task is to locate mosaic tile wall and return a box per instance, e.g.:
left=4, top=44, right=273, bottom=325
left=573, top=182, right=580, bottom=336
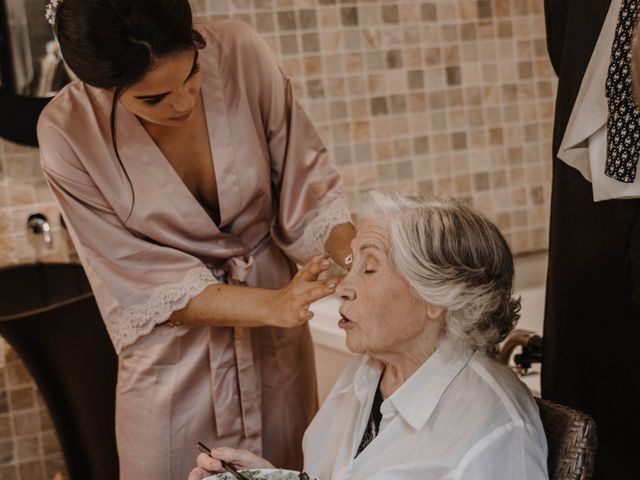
left=0, top=344, right=66, bottom=480
left=0, top=140, right=70, bottom=267
left=191, top=0, right=555, bottom=254
left=0, top=141, right=69, bottom=478
left=0, top=0, right=556, bottom=477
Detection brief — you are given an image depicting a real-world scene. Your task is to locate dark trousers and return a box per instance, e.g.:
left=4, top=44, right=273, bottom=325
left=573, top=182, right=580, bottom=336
left=543, top=159, right=640, bottom=479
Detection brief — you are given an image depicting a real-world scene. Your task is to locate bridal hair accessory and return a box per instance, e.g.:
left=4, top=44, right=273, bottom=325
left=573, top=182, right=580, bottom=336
left=45, top=0, right=62, bottom=26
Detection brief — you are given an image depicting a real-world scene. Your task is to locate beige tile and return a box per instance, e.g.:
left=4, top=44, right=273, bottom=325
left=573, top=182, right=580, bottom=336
left=459, top=0, right=478, bottom=21
left=437, top=2, right=457, bottom=22
left=349, top=99, right=369, bottom=119
left=477, top=21, right=495, bottom=40
left=41, top=431, right=61, bottom=456
left=5, top=360, right=31, bottom=388
left=489, top=128, right=505, bottom=146
left=2, top=142, right=35, bottom=156
left=344, top=53, right=364, bottom=73
left=404, top=48, right=423, bottom=68
left=355, top=165, right=376, bottom=187
left=435, top=177, right=454, bottom=195
left=8, top=184, right=36, bottom=207
left=16, top=435, right=40, bottom=462
left=385, top=69, right=406, bottom=91
left=495, top=0, right=511, bottom=17
left=496, top=212, right=511, bottom=230
left=429, top=111, right=447, bottom=131
left=393, top=139, right=411, bottom=158
left=319, top=30, right=341, bottom=52
left=19, top=460, right=45, bottom=479
left=326, top=77, right=345, bottom=98
left=374, top=142, right=393, bottom=162
left=423, top=47, right=441, bottom=66
left=449, top=110, right=466, bottom=130
left=38, top=408, right=54, bottom=432
left=304, top=56, right=323, bottom=76
left=347, top=77, right=365, bottom=96
left=454, top=174, right=472, bottom=194
left=512, top=230, right=531, bottom=253
left=408, top=93, right=427, bottom=113
left=367, top=74, right=386, bottom=94
left=531, top=227, right=548, bottom=251
left=12, top=411, right=40, bottom=436
left=376, top=163, right=395, bottom=182
left=306, top=102, right=328, bottom=123
left=399, top=4, right=419, bottom=25
left=358, top=6, right=380, bottom=26
left=469, top=130, right=487, bottom=148
left=0, top=464, right=17, bottom=479
left=9, top=387, right=35, bottom=411
left=408, top=115, right=429, bottom=135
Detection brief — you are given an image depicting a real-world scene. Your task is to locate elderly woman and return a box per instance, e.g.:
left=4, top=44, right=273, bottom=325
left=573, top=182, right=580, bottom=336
left=189, top=192, right=549, bottom=479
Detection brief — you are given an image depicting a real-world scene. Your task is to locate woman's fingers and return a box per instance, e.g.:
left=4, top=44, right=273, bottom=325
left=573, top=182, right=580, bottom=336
left=188, top=467, right=210, bottom=480
left=297, top=254, right=331, bottom=282
left=196, top=452, right=222, bottom=471
left=295, top=280, right=337, bottom=321
left=303, top=280, right=337, bottom=304
left=190, top=447, right=273, bottom=480
left=211, top=447, right=274, bottom=469
left=272, top=254, right=342, bottom=328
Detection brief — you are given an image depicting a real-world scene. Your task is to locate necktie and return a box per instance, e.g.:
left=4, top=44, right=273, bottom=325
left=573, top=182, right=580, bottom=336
left=605, top=0, right=640, bottom=183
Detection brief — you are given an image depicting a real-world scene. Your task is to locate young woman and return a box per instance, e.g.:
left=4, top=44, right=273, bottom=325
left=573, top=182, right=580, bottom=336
left=37, top=1, right=355, bottom=478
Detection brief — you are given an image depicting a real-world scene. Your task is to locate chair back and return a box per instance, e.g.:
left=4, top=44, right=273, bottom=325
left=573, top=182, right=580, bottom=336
left=536, top=397, right=597, bottom=480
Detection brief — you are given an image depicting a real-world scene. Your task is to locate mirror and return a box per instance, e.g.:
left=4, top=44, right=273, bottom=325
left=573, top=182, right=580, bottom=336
left=1, top=0, right=71, bottom=96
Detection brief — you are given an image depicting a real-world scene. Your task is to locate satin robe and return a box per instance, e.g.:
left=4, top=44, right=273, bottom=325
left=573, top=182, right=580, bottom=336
left=37, top=20, right=350, bottom=479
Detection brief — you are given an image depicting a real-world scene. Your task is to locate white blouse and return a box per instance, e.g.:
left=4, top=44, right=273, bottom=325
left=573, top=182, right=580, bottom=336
left=558, top=0, right=640, bottom=200
left=302, top=341, right=548, bottom=480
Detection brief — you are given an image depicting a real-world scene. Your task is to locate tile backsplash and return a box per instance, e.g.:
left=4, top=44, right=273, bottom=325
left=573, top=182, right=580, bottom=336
left=0, top=343, right=66, bottom=479
left=0, top=0, right=556, bottom=477
left=0, top=0, right=555, bottom=267
left=192, top=0, right=555, bottom=254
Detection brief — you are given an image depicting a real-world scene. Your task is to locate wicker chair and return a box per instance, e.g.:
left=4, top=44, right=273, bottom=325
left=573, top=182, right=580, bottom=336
left=536, top=397, right=597, bottom=480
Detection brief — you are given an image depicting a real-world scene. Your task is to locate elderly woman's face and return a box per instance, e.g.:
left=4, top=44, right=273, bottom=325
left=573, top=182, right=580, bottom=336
left=336, top=218, right=430, bottom=357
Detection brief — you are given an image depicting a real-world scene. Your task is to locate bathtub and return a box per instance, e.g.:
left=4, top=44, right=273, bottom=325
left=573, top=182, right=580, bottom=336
left=309, top=253, right=547, bottom=402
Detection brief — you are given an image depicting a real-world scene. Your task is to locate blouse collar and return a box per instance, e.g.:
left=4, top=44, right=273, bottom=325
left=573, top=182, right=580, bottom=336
left=340, top=339, right=476, bottom=431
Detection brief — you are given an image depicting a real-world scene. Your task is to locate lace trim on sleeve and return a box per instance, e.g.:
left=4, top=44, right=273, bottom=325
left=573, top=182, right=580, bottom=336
left=113, top=266, right=218, bottom=353
left=290, top=197, right=352, bottom=263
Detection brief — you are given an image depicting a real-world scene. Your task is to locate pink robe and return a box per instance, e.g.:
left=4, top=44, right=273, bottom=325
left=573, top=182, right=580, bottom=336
left=37, top=20, right=350, bottom=479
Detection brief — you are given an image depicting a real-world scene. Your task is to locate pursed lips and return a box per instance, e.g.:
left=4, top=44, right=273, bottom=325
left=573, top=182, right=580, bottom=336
left=338, top=309, right=354, bottom=328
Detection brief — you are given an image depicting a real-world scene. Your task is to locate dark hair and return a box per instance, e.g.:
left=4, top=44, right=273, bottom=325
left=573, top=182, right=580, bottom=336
left=54, top=0, right=205, bottom=217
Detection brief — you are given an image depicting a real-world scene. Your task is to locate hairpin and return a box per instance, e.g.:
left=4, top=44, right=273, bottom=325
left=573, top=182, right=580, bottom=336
left=46, top=0, right=63, bottom=26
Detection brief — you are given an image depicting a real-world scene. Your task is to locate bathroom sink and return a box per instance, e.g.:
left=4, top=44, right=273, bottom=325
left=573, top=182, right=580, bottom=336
left=0, top=262, right=119, bottom=479
left=0, top=262, right=92, bottom=320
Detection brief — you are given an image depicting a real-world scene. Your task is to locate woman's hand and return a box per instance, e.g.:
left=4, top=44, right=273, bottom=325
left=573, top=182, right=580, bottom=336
left=266, top=254, right=337, bottom=328
left=169, top=254, right=338, bottom=330
left=187, top=447, right=274, bottom=480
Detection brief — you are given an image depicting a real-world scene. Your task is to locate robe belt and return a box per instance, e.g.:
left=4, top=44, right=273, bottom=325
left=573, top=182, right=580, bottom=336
left=208, top=233, right=271, bottom=440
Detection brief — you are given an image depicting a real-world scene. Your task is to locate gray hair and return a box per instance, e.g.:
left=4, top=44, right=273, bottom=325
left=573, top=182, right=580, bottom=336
left=363, top=191, right=520, bottom=352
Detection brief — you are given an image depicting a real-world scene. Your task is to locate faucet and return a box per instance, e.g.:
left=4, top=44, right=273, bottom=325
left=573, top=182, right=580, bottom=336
left=27, top=213, right=54, bottom=248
